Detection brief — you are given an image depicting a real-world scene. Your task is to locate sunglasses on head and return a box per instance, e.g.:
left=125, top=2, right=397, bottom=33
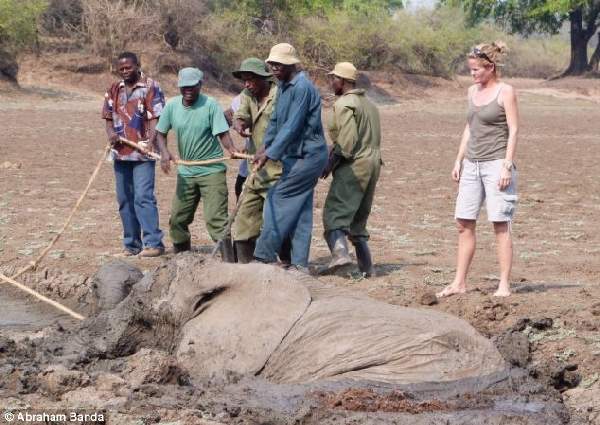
left=472, top=48, right=493, bottom=64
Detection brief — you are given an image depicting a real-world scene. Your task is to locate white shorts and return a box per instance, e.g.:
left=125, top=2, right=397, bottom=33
left=454, top=158, right=518, bottom=222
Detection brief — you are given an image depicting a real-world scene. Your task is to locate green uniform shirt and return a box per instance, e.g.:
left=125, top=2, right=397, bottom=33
left=233, top=81, right=278, bottom=154
left=231, top=82, right=282, bottom=241
left=156, top=94, right=230, bottom=177
left=328, top=89, right=382, bottom=189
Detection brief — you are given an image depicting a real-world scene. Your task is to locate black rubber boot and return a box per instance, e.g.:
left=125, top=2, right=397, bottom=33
left=219, top=237, right=236, bottom=263
left=353, top=239, right=375, bottom=278
left=234, top=239, right=256, bottom=264
left=278, top=237, right=292, bottom=267
left=173, top=240, right=191, bottom=254
left=325, top=230, right=352, bottom=270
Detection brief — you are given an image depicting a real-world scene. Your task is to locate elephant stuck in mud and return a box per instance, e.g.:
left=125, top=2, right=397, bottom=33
left=83, top=254, right=507, bottom=389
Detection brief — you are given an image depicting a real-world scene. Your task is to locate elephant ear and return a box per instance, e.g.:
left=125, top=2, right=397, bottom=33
left=175, top=262, right=311, bottom=379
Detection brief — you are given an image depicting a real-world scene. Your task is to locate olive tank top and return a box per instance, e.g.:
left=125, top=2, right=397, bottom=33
left=466, top=84, right=509, bottom=161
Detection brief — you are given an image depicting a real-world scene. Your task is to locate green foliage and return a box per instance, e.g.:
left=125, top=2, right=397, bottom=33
left=192, top=3, right=568, bottom=78
left=0, top=0, right=48, bottom=51
left=441, top=0, right=566, bottom=34
left=211, top=0, right=402, bottom=18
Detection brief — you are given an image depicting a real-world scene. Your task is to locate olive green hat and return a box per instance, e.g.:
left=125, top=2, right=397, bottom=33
left=232, top=57, right=272, bottom=79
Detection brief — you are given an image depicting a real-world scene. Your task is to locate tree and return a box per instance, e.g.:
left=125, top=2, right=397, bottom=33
left=0, top=0, right=47, bottom=48
left=443, top=0, right=600, bottom=76
left=0, top=0, right=47, bottom=82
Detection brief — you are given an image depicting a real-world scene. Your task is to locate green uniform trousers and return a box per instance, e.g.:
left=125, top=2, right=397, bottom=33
left=323, top=162, right=380, bottom=242
left=170, top=171, right=229, bottom=244
left=233, top=161, right=282, bottom=241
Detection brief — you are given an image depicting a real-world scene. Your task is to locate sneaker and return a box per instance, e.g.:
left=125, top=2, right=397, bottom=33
left=139, top=247, right=165, bottom=258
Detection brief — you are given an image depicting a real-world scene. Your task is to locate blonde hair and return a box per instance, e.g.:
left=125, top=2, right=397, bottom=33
left=468, top=41, right=508, bottom=75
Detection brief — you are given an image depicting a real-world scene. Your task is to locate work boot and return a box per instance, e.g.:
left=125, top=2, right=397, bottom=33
left=173, top=240, right=191, bottom=254
left=353, top=239, right=375, bottom=278
left=325, top=230, right=352, bottom=270
left=234, top=239, right=256, bottom=264
left=219, top=237, right=236, bottom=263
left=278, top=237, right=292, bottom=267
left=139, top=247, right=165, bottom=258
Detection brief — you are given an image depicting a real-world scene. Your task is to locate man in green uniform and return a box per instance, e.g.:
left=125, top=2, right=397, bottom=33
left=322, top=62, right=382, bottom=277
left=155, top=67, right=238, bottom=261
left=230, top=58, right=283, bottom=263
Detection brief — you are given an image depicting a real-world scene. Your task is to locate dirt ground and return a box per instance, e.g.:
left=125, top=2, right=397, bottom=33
left=1, top=60, right=600, bottom=423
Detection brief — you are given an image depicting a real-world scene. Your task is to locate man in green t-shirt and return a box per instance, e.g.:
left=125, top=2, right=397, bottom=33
left=156, top=67, right=238, bottom=261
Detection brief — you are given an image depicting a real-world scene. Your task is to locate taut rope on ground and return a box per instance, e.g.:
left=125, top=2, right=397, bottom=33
left=0, top=272, right=85, bottom=320
left=1, top=145, right=111, bottom=321
left=9, top=144, right=111, bottom=282
left=2, top=138, right=253, bottom=321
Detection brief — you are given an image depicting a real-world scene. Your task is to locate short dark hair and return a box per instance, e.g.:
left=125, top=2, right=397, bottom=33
left=117, top=51, right=139, bottom=66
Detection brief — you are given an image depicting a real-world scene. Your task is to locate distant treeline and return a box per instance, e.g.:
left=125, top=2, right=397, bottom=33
left=0, top=0, right=570, bottom=82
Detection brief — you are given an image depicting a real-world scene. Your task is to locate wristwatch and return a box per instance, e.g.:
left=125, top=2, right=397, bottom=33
left=502, top=159, right=514, bottom=171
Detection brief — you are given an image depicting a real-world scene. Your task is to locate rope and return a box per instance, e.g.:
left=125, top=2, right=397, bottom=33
left=0, top=272, right=85, bottom=321
left=118, top=138, right=254, bottom=166
left=1, top=145, right=109, bottom=321
left=9, top=144, right=111, bottom=281
left=1, top=138, right=251, bottom=320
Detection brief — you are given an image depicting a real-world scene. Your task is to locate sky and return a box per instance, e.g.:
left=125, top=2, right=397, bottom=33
left=406, top=0, right=437, bottom=10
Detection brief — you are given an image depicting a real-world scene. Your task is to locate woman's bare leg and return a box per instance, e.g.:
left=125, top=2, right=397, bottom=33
left=493, top=221, right=512, bottom=297
left=437, top=219, right=476, bottom=297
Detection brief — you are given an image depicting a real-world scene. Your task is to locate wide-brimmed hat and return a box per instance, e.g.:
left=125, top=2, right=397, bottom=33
left=178, top=67, right=203, bottom=88
left=328, top=62, right=357, bottom=82
left=266, top=43, right=300, bottom=65
left=232, top=57, right=272, bottom=79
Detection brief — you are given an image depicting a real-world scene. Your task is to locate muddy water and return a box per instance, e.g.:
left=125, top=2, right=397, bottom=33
left=0, top=286, right=74, bottom=334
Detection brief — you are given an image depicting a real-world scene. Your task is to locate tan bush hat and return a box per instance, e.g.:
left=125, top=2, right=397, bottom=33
left=328, top=62, right=357, bottom=82
left=266, top=43, right=301, bottom=65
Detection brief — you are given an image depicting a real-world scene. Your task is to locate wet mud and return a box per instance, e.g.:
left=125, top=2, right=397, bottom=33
left=0, top=255, right=572, bottom=424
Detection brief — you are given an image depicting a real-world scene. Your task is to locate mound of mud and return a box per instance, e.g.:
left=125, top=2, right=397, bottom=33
left=0, top=255, right=569, bottom=424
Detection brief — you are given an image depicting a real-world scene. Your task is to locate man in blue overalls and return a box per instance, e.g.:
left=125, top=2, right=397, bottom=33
left=253, top=43, right=328, bottom=272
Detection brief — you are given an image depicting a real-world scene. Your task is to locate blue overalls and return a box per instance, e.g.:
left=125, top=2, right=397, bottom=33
left=254, top=72, right=328, bottom=267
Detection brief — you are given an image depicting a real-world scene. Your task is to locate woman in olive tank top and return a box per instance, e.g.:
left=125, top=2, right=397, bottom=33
left=437, top=41, right=520, bottom=299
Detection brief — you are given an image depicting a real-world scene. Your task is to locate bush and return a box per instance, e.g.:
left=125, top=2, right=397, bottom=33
left=503, top=36, right=569, bottom=78
left=40, top=0, right=82, bottom=35
left=0, top=0, right=47, bottom=82
left=80, top=0, right=160, bottom=69
left=35, top=0, right=570, bottom=80
left=0, top=0, right=47, bottom=50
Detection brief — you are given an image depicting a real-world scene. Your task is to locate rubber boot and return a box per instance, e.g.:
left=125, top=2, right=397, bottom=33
left=219, top=237, right=236, bottom=263
left=278, top=237, right=292, bottom=267
left=234, top=239, right=256, bottom=264
left=353, top=239, right=375, bottom=278
left=325, top=230, right=352, bottom=271
left=173, top=240, right=191, bottom=254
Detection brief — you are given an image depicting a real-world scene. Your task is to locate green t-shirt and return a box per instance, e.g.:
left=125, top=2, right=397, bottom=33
left=156, top=94, right=230, bottom=177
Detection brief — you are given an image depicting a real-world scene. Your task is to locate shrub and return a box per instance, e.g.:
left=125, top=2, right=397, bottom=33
left=40, top=0, right=82, bottom=35
left=0, top=0, right=47, bottom=82
left=80, top=0, right=160, bottom=69
left=35, top=0, right=570, bottom=80
left=0, top=0, right=47, bottom=50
